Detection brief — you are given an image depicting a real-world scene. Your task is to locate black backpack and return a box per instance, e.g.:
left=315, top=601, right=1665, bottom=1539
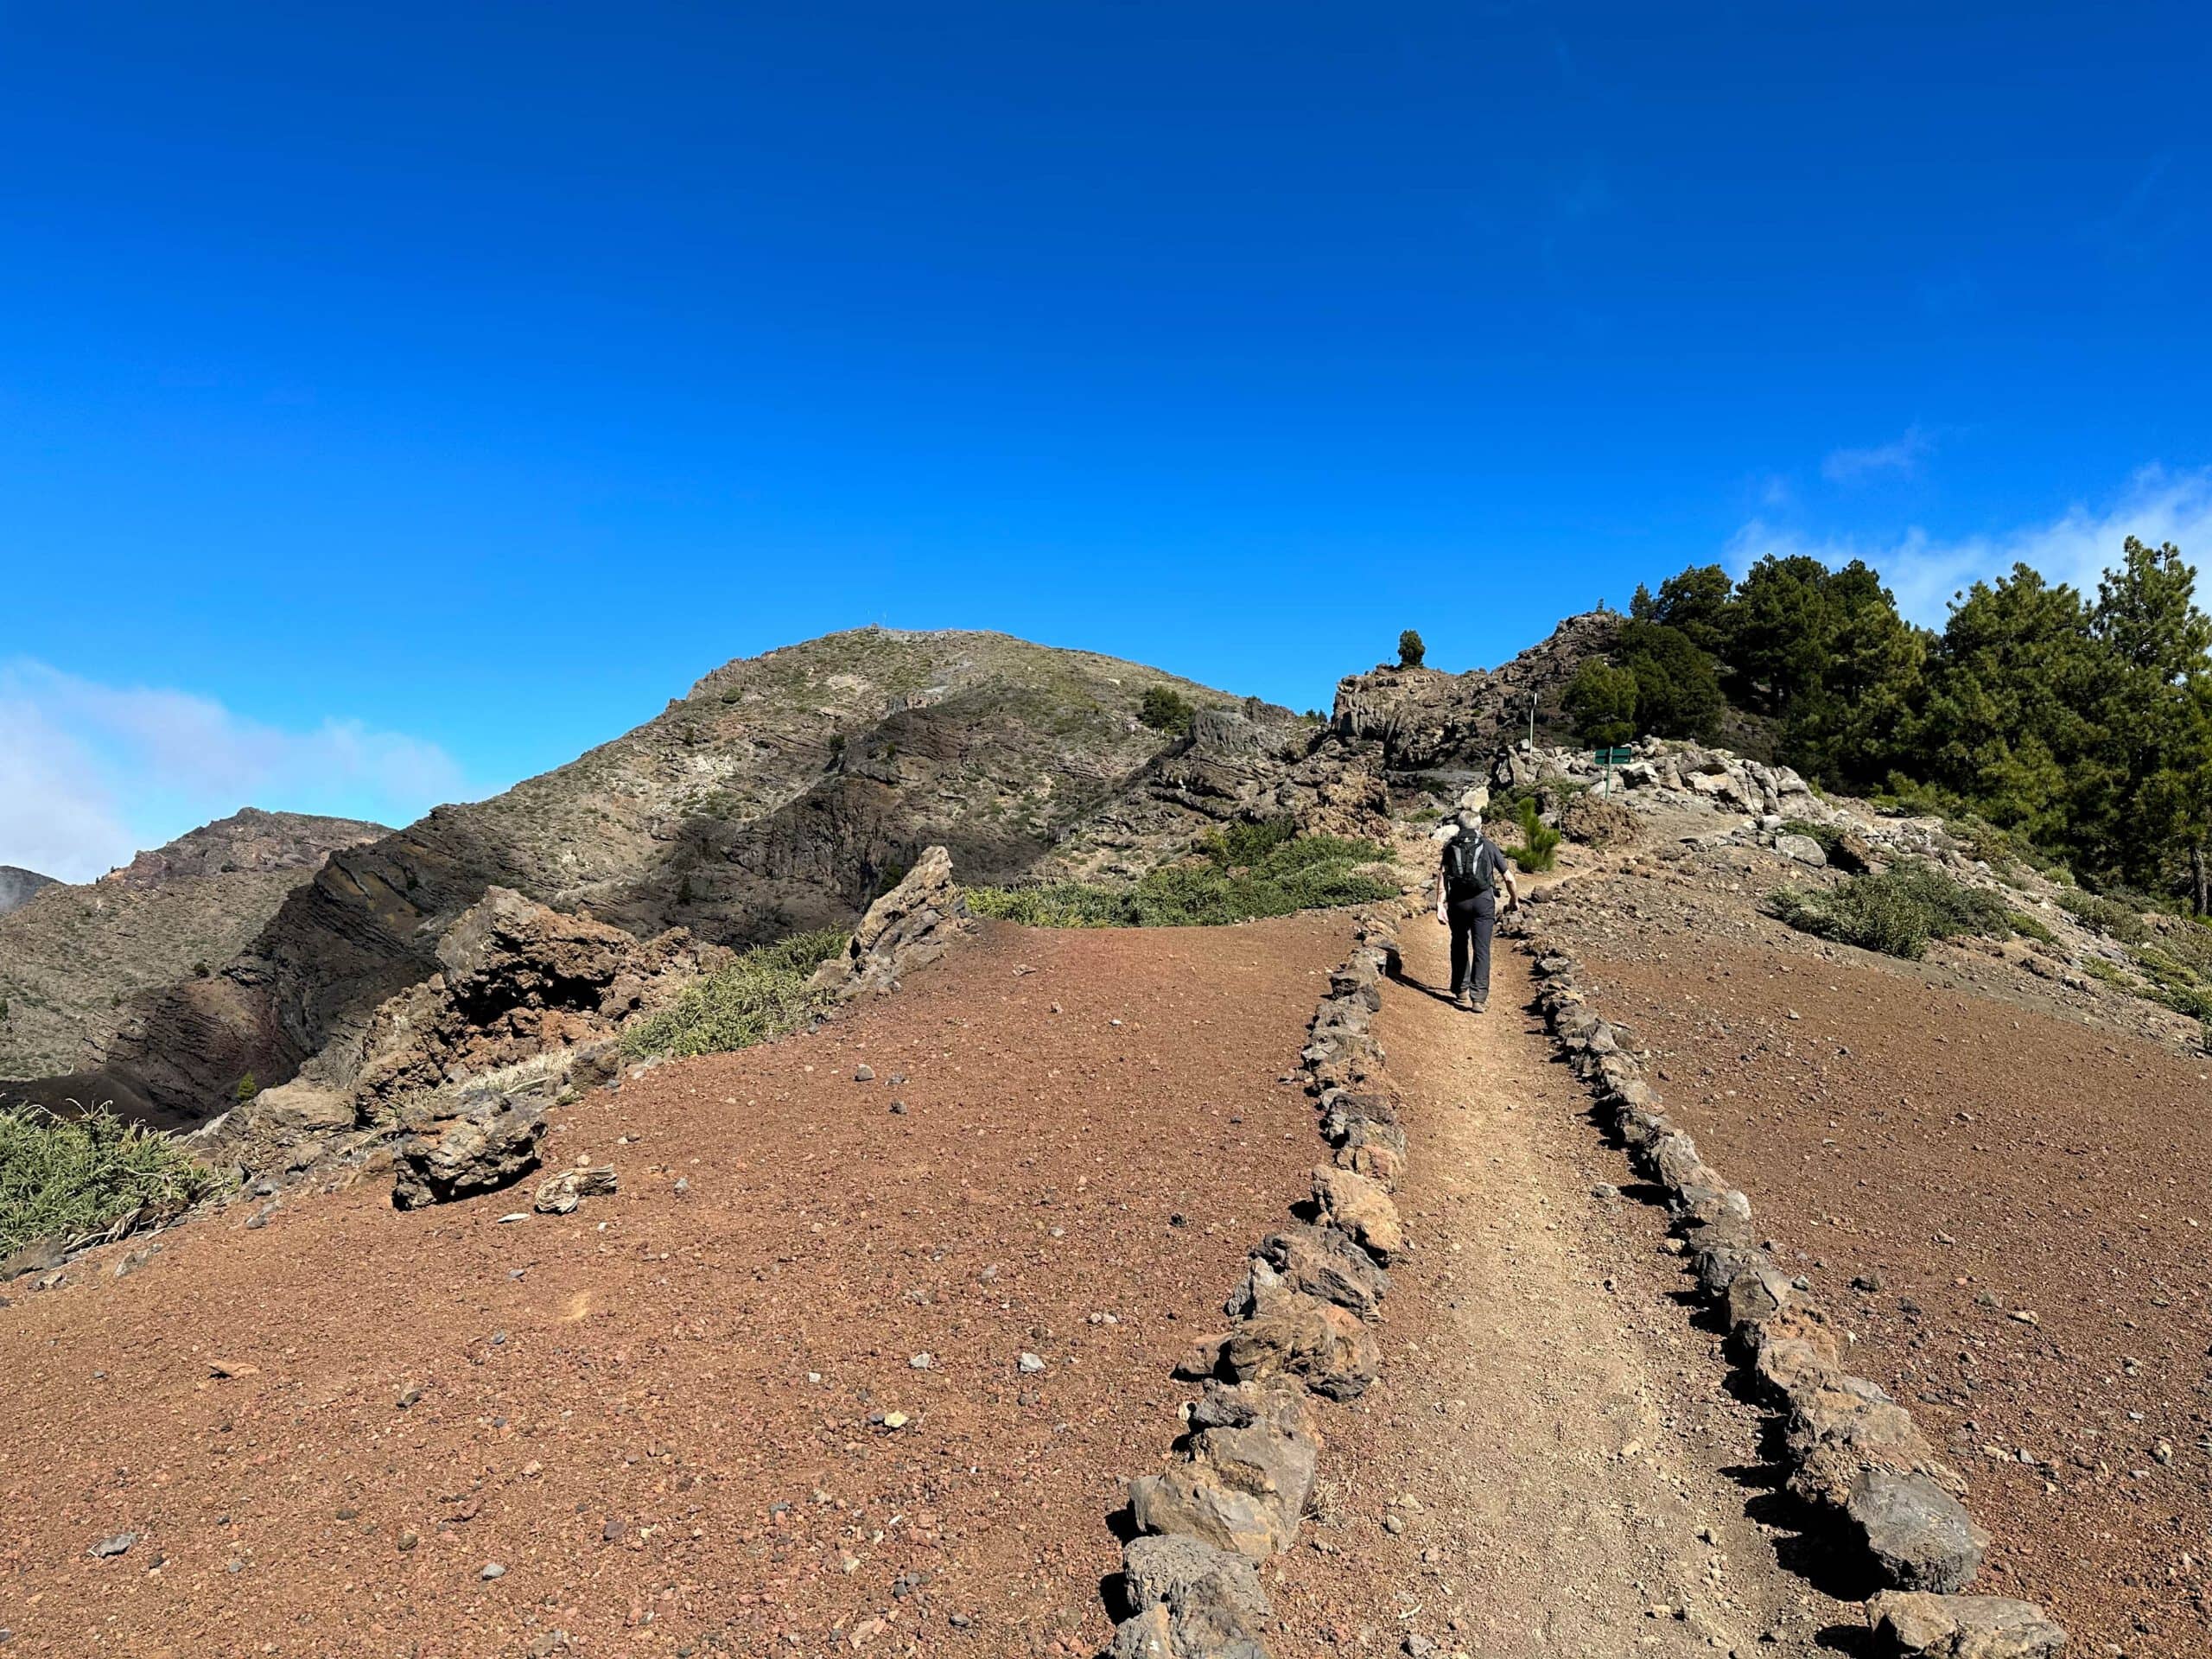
left=1443, top=832, right=1496, bottom=900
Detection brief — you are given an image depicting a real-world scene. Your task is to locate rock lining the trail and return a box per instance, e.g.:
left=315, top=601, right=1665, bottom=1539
left=1099, top=912, right=1408, bottom=1658
left=1516, top=906, right=2064, bottom=1654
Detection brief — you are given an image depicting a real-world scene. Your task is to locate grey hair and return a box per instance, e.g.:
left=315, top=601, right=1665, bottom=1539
left=1453, top=808, right=1480, bottom=830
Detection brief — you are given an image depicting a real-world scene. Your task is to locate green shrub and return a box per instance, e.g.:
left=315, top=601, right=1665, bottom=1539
left=2131, top=945, right=2212, bottom=1019
left=233, top=1072, right=259, bottom=1104
left=2079, top=955, right=2134, bottom=988
left=2059, top=889, right=2149, bottom=945
left=1502, top=798, right=1561, bottom=874
left=1139, top=686, right=1197, bottom=736
left=1397, top=629, right=1426, bottom=669
left=1769, top=862, right=2012, bottom=959
left=619, top=927, right=849, bottom=1061
left=966, top=833, right=1395, bottom=928
left=2005, top=910, right=2056, bottom=945
left=0, top=1106, right=229, bottom=1255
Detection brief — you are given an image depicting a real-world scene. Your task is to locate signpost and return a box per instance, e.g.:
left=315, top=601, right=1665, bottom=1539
left=1594, top=746, right=1632, bottom=795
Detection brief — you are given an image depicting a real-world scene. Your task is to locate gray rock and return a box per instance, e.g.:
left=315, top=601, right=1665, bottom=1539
left=1847, top=1468, right=1988, bottom=1592
left=1776, top=832, right=1829, bottom=867
left=90, top=1531, right=137, bottom=1559
left=1864, top=1591, right=2066, bottom=1657
left=1255, top=1226, right=1389, bottom=1318
left=809, top=846, right=969, bottom=1000
left=1115, top=1533, right=1273, bottom=1657
left=392, top=1084, right=546, bottom=1211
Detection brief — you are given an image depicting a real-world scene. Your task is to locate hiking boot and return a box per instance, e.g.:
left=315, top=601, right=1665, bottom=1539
left=1452, top=988, right=1471, bottom=1009
left=1469, top=995, right=1489, bottom=1014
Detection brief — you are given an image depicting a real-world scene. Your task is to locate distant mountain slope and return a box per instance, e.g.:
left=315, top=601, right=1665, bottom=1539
left=12, top=629, right=1258, bottom=1126
left=0, top=810, right=390, bottom=1086
left=0, top=867, right=56, bottom=917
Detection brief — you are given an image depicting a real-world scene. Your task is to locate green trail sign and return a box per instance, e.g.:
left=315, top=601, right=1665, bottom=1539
left=1594, top=746, right=1632, bottom=793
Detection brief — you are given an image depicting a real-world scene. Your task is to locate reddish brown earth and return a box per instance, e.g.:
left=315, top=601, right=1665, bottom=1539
left=0, top=915, right=1350, bottom=1658
left=1580, top=931, right=2212, bottom=1657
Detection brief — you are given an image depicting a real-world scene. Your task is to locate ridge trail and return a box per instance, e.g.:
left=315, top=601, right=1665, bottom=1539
left=1273, top=898, right=1851, bottom=1656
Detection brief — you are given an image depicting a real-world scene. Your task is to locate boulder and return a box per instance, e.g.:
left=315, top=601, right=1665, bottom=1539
left=1104, top=1600, right=1271, bottom=1659
left=1121, top=1533, right=1271, bottom=1627
left=1224, top=1288, right=1379, bottom=1400
left=809, top=845, right=969, bottom=1000
left=1312, top=1166, right=1403, bottom=1262
left=1776, top=832, right=1829, bottom=867
left=1188, top=1378, right=1319, bottom=1442
left=188, top=1076, right=355, bottom=1173
left=1864, top=1592, right=2065, bottom=1658
left=1255, top=1227, right=1389, bottom=1318
left=1843, top=1468, right=1988, bottom=1592
left=1128, top=1464, right=1294, bottom=1560
left=389, top=1052, right=569, bottom=1210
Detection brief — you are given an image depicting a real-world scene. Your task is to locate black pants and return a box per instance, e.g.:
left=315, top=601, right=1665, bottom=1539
left=1447, top=893, right=1496, bottom=1000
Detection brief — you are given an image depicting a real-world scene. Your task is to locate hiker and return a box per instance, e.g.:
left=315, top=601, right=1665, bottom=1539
left=1433, top=808, right=1519, bottom=1012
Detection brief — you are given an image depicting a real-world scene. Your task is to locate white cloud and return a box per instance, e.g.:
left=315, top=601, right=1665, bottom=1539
left=0, top=662, right=470, bottom=883
left=1726, top=464, right=2212, bottom=626
left=1821, top=425, right=1934, bottom=483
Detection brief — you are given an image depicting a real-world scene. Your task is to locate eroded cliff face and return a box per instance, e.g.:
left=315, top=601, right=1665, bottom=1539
left=0, top=812, right=391, bottom=1092
left=9, top=629, right=1262, bottom=1125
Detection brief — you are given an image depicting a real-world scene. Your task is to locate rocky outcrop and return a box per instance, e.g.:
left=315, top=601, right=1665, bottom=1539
left=187, top=888, right=702, bottom=1176
left=1332, top=612, right=1620, bottom=771
left=1518, top=910, right=2063, bottom=1644
left=808, top=847, right=969, bottom=1001
left=1102, top=913, right=1408, bottom=1656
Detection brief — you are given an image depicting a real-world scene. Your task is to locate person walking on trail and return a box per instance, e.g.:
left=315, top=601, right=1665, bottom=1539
left=1434, top=808, right=1519, bottom=1012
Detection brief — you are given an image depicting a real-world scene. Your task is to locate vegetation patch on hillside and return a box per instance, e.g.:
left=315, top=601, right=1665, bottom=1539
left=0, top=1106, right=230, bottom=1255
left=1769, top=862, right=2014, bottom=959
left=967, top=828, right=1397, bottom=928
left=619, top=926, right=849, bottom=1061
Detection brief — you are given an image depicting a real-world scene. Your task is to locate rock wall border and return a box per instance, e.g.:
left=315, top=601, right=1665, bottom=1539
left=1098, top=908, right=1411, bottom=1657
left=1514, top=903, right=2068, bottom=1659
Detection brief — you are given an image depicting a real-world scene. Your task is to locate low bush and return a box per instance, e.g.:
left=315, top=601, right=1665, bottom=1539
left=2005, top=910, right=2057, bottom=945
left=2059, top=889, right=2149, bottom=945
left=1769, top=862, right=2013, bottom=959
left=0, top=1106, right=229, bottom=1255
left=966, top=833, right=1396, bottom=928
left=1502, top=798, right=1561, bottom=874
left=2078, top=955, right=2135, bottom=989
left=619, top=926, right=849, bottom=1060
left=2132, top=945, right=2212, bottom=1020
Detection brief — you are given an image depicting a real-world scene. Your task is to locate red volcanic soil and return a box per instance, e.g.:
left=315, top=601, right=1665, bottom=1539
left=0, top=914, right=1351, bottom=1659
left=1583, top=936, right=2212, bottom=1658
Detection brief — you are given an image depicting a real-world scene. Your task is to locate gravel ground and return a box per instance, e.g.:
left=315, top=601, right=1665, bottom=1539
left=1255, top=914, right=1851, bottom=1658
left=1551, top=862, right=2212, bottom=1658
left=0, top=914, right=1347, bottom=1658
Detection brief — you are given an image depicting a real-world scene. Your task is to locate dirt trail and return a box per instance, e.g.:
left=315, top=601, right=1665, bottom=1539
left=1271, top=906, right=1851, bottom=1656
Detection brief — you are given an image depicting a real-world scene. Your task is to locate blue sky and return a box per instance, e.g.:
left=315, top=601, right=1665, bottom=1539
left=3, top=3, right=2209, bottom=877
